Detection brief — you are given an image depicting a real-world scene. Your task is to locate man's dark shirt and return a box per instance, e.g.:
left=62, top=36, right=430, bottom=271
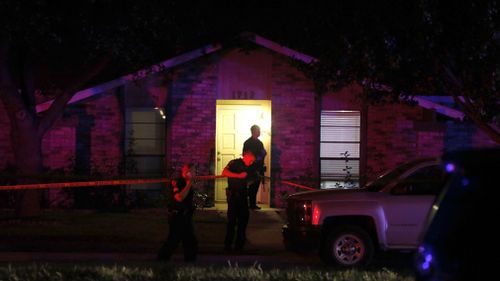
left=242, top=137, right=266, bottom=172
left=226, top=158, right=250, bottom=194
left=170, top=177, right=193, bottom=212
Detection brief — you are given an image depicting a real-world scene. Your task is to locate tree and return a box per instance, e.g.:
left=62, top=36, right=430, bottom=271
left=0, top=1, right=185, bottom=217
left=0, top=0, right=269, bottom=217
left=266, top=0, right=500, bottom=143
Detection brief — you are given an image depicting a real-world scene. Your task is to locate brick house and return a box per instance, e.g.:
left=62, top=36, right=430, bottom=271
left=0, top=33, right=496, bottom=208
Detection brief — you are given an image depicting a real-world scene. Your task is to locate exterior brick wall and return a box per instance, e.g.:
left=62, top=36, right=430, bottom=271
left=42, top=91, right=122, bottom=206
left=166, top=50, right=320, bottom=207
left=86, top=92, right=123, bottom=176
left=365, top=104, right=497, bottom=181
left=366, top=104, right=426, bottom=179
left=42, top=125, right=76, bottom=170
left=168, top=58, right=218, bottom=178
left=41, top=119, right=77, bottom=207
left=270, top=54, right=317, bottom=207
left=416, top=131, right=445, bottom=157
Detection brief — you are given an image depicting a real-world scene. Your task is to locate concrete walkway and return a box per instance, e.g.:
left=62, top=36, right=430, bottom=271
left=194, top=203, right=287, bottom=254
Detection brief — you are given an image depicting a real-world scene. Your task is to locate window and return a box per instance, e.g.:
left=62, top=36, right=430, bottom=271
left=124, top=108, right=165, bottom=190
left=320, top=110, right=360, bottom=189
left=391, top=165, right=448, bottom=196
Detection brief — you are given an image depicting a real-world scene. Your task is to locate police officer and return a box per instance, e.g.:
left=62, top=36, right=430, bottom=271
left=243, top=125, right=267, bottom=210
left=157, top=164, right=198, bottom=262
left=222, top=151, right=255, bottom=252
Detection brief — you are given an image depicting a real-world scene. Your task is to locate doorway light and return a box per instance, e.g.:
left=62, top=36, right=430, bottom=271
left=154, top=107, right=166, bottom=119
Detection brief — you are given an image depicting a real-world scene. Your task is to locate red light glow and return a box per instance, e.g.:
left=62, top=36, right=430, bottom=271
left=312, top=206, right=320, bottom=225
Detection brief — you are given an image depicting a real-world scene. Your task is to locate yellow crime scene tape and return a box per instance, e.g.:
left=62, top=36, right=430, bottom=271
left=0, top=175, right=316, bottom=191
left=0, top=178, right=168, bottom=191
left=0, top=175, right=223, bottom=191
left=271, top=178, right=316, bottom=191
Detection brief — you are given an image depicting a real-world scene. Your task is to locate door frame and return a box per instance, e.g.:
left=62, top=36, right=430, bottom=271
left=215, top=100, right=272, bottom=203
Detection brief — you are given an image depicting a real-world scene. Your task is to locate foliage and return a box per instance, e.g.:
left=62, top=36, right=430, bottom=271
left=0, top=1, right=188, bottom=81
left=334, top=151, right=357, bottom=189
left=283, top=0, right=500, bottom=142
left=0, top=263, right=414, bottom=281
left=277, top=190, right=291, bottom=209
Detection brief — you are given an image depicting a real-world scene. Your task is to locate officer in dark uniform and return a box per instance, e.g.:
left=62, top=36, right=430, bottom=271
left=243, top=125, right=267, bottom=210
left=222, top=151, right=255, bottom=252
left=157, top=164, right=198, bottom=262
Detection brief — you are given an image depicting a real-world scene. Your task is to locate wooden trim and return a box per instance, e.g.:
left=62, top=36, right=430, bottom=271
left=241, top=32, right=318, bottom=64
left=36, top=43, right=222, bottom=112
left=413, top=96, right=465, bottom=120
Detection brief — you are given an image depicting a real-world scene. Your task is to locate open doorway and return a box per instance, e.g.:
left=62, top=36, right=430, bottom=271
left=215, top=100, right=271, bottom=205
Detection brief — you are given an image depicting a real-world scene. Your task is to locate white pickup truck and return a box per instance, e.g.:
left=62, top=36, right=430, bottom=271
left=282, top=158, right=447, bottom=267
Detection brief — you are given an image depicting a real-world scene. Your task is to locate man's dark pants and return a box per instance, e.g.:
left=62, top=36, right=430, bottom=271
left=248, top=179, right=261, bottom=208
left=158, top=212, right=198, bottom=261
left=225, top=189, right=249, bottom=250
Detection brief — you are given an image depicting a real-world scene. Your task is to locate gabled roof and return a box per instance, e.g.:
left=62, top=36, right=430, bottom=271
left=36, top=32, right=464, bottom=120
left=36, top=32, right=316, bottom=113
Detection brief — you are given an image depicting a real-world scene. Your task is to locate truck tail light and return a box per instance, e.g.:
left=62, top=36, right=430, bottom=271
left=312, top=205, right=320, bottom=225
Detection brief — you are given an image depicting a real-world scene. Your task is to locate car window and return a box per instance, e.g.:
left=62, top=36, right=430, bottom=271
left=364, top=159, right=435, bottom=192
left=391, top=165, right=447, bottom=196
left=407, top=165, right=443, bottom=180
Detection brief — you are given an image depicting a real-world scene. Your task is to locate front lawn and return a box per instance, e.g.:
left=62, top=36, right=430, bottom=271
left=0, top=262, right=415, bottom=281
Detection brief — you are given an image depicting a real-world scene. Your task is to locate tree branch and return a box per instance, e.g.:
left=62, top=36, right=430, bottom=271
left=37, top=55, right=111, bottom=136
left=0, top=40, right=31, bottom=124
left=443, top=65, right=500, bottom=144
left=20, top=48, right=37, bottom=113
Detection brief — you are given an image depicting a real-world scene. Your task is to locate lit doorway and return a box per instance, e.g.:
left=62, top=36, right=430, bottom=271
left=215, top=100, right=271, bottom=204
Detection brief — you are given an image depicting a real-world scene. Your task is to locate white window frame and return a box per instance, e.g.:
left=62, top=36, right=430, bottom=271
left=320, top=110, right=361, bottom=189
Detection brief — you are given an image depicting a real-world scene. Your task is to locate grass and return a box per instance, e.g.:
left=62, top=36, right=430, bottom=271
left=0, top=262, right=415, bottom=281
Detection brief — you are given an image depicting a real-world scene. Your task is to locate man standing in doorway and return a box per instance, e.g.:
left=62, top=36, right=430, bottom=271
left=243, top=125, right=267, bottom=210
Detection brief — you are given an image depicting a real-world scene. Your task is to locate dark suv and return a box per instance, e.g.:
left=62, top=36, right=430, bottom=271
left=414, top=147, right=500, bottom=281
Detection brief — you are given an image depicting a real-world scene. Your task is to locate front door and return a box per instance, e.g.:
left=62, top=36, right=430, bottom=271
left=215, top=100, right=271, bottom=203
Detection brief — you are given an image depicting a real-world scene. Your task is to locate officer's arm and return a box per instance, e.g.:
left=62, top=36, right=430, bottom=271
left=257, top=147, right=267, bottom=162
left=222, top=166, right=247, bottom=179
left=173, top=179, right=192, bottom=202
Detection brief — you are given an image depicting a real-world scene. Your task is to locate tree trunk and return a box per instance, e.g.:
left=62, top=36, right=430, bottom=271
left=11, top=112, right=43, bottom=217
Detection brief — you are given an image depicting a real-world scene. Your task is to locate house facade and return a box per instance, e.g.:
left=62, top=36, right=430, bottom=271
left=0, top=34, right=496, bottom=208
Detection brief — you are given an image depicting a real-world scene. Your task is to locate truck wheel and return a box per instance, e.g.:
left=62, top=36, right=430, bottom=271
left=321, top=225, right=374, bottom=267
